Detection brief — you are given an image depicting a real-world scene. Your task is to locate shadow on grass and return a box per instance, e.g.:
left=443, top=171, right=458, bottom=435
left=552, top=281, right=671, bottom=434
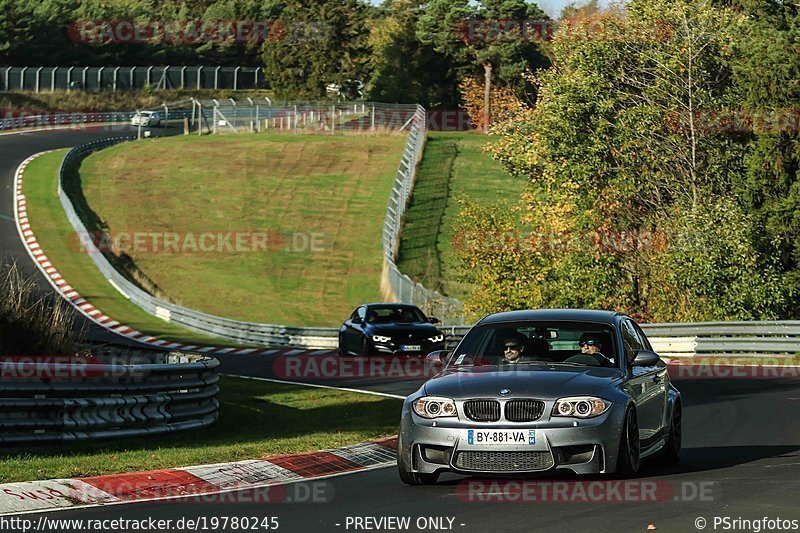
left=0, top=377, right=401, bottom=461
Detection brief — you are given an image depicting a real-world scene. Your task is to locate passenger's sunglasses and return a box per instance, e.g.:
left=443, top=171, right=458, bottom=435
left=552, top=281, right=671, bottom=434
left=503, top=344, right=522, bottom=351
left=579, top=340, right=600, bottom=347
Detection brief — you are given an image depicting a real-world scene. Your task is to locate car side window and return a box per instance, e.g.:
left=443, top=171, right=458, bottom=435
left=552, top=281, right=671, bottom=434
left=621, top=319, right=643, bottom=363
left=632, top=322, right=652, bottom=351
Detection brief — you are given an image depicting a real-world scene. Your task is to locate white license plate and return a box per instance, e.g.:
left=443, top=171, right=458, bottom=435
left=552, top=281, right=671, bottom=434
left=465, top=429, right=536, bottom=446
left=401, top=345, right=421, bottom=351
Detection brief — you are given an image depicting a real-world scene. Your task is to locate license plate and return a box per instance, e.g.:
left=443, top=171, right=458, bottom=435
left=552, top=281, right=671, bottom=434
left=401, top=345, right=421, bottom=351
left=465, top=429, right=535, bottom=446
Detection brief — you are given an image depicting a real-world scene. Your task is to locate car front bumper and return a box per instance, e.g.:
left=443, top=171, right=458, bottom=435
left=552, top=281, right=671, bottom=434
left=399, top=402, right=627, bottom=476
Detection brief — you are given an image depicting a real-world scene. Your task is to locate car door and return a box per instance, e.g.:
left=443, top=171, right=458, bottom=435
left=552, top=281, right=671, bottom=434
left=633, top=320, right=669, bottom=435
left=344, top=306, right=366, bottom=353
left=620, top=318, right=663, bottom=444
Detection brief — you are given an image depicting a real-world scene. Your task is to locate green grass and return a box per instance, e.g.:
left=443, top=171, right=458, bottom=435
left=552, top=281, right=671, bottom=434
left=23, top=150, right=243, bottom=346
left=0, top=377, right=400, bottom=483
left=396, top=131, right=524, bottom=300
left=79, top=134, right=406, bottom=326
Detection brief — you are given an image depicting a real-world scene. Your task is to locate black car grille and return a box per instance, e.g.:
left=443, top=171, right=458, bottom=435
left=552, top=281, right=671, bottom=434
left=454, top=451, right=554, bottom=472
left=463, top=400, right=501, bottom=422
left=504, top=400, right=545, bottom=422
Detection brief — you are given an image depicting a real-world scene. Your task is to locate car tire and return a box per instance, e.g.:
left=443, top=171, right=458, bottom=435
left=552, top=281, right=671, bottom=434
left=660, top=400, right=682, bottom=465
left=397, top=437, right=439, bottom=486
left=615, top=406, right=641, bottom=477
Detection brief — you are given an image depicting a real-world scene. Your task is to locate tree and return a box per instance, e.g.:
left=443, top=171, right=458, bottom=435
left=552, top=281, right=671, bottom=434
left=261, top=0, right=371, bottom=99
left=417, top=0, right=549, bottom=130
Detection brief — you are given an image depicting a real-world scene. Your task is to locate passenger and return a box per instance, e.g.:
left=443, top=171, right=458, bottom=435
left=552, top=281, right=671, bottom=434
left=501, top=333, right=528, bottom=364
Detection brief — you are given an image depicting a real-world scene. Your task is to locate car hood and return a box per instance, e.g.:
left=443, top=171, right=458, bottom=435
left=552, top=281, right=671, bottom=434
left=422, top=365, right=623, bottom=399
left=368, top=323, right=441, bottom=335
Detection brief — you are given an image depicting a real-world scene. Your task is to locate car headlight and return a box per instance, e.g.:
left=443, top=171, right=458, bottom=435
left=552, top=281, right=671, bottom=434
left=552, top=397, right=610, bottom=419
left=371, top=335, right=391, bottom=343
left=427, top=334, right=444, bottom=343
left=412, top=396, right=458, bottom=419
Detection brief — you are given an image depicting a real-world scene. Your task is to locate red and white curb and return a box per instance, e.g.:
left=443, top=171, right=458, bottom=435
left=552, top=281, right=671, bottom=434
left=0, top=437, right=398, bottom=515
left=13, top=152, right=308, bottom=356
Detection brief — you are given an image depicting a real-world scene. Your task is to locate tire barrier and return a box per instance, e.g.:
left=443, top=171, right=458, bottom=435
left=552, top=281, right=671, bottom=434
left=0, top=348, right=219, bottom=444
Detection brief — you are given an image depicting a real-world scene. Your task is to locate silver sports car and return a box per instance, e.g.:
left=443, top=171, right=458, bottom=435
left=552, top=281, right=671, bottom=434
left=398, top=309, right=681, bottom=484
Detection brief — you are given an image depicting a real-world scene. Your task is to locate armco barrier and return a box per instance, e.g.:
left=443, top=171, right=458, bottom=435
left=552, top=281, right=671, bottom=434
left=0, top=348, right=219, bottom=444
left=59, top=138, right=340, bottom=348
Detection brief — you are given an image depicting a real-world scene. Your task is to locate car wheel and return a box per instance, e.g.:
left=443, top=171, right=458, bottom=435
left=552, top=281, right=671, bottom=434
left=397, top=436, right=439, bottom=486
left=660, top=400, right=682, bottom=465
left=615, top=406, right=641, bottom=476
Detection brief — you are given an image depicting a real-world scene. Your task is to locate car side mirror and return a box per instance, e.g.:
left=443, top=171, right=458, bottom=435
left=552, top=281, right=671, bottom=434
left=428, top=317, right=440, bottom=324
left=352, top=316, right=362, bottom=324
left=426, top=350, right=450, bottom=369
left=631, top=349, right=660, bottom=367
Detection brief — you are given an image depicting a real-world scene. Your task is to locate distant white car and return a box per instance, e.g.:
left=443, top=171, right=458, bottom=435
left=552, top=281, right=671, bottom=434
left=131, top=111, right=161, bottom=127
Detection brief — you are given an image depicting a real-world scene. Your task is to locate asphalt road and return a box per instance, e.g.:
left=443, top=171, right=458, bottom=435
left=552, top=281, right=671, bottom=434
left=2, top=126, right=800, bottom=533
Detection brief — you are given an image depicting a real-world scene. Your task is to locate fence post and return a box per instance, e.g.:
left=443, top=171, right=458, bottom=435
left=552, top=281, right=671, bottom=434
left=234, top=66, right=240, bottom=91
left=82, top=67, right=88, bottom=90
left=113, top=67, right=119, bottom=92
left=197, top=66, right=202, bottom=90
left=98, top=66, right=104, bottom=90
left=214, top=67, right=220, bottom=90
left=35, top=67, right=42, bottom=93
left=180, top=66, right=186, bottom=89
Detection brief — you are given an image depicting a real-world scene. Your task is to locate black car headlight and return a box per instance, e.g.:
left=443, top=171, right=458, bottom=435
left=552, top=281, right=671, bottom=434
left=371, top=335, right=392, bottom=343
left=427, top=334, right=444, bottom=343
left=552, top=397, right=610, bottom=419
left=412, top=396, right=458, bottom=419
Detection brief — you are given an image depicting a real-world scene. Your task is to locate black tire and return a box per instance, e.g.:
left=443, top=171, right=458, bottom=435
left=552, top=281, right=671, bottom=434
left=615, top=406, right=641, bottom=477
left=397, top=437, right=439, bottom=486
left=660, top=400, right=682, bottom=465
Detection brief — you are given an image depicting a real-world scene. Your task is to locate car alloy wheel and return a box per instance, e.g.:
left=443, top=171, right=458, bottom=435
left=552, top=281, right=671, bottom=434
left=662, top=401, right=682, bottom=464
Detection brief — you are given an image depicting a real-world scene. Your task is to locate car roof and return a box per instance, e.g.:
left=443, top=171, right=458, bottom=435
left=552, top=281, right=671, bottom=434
left=364, top=302, right=420, bottom=309
left=476, top=309, right=626, bottom=326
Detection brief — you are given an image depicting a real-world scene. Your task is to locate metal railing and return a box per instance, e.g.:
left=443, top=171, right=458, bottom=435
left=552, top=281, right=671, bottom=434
left=0, top=348, right=219, bottom=445
left=380, top=105, right=466, bottom=324
left=0, top=112, right=137, bottom=131
left=1, top=66, right=264, bottom=92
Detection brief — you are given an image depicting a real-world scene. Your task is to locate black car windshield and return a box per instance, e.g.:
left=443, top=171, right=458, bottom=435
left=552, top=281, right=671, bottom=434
left=446, top=321, right=618, bottom=369
left=366, top=306, right=427, bottom=324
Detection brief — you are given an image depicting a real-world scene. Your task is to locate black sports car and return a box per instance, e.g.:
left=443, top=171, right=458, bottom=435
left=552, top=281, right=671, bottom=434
left=338, top=303, right=446, bottom=356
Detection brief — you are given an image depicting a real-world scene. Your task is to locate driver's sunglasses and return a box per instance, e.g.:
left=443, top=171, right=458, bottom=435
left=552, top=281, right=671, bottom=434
left=579, top=340, right=600, bottom=347
left=504, top=344, right=521, bottom=351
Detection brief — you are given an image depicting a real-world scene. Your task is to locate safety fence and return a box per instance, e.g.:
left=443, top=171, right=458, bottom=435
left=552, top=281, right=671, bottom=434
left=0, top=348, right=219, bottom=445
left=380, top=105, right=467, bottom=324
left=0, top=111, right=136, bottom=131
left=1, top=66, right=264, bottom=92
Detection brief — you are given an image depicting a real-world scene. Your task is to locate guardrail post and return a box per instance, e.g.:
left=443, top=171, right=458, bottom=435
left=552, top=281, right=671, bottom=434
left=35, top=67, right=42, bottom=93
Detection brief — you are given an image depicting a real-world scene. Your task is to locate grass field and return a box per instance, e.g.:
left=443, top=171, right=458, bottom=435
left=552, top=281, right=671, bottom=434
left=23, top=150, right=245, bottom=346
left=79, top=134, right=405, bottom=327
left=396, top=131, right=524, bottom=300
left=0, top=377, right=400, bottom=483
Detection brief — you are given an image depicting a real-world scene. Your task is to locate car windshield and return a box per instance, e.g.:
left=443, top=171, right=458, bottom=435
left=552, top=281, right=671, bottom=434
left=445, top=321, right=618, bottom=369
left=366, top=306, right=426, bottom=324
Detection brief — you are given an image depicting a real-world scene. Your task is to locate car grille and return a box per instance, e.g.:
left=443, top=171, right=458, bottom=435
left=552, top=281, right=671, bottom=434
left=504, top=399, right=545, bottom=422
left=463, top=400, right=500, bottom=422
left=454, top=451, right=554, bottom=472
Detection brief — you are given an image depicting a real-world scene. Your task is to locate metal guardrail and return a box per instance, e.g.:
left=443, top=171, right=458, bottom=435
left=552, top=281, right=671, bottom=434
left=0, top=112, right=136, bottom=131
left=59, top=138, right=339, bottom=348
left=380, top=105, right=466, bottom=324
left=0, top=349, right=219, bottom=444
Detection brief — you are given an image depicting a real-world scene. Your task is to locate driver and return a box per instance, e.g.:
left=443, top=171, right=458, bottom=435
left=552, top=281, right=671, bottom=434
left=577, top=333, right=613, bottom=366
left=501, top=333, right=528, bottom=364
